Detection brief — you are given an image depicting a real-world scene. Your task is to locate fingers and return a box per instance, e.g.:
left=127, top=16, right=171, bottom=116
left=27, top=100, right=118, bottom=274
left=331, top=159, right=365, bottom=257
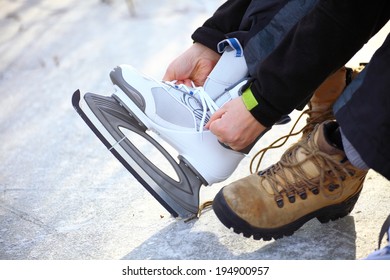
left=162, top=71, right=172, bottom=82
left=205, top=108, right=225, bottom=129
left=206, top=99, right=267, bottom=151
left=182, top=79, right=193, bottom=87
left=207, top=109, right=236, bottom=146
left=163, top=43, right=220, bottom=85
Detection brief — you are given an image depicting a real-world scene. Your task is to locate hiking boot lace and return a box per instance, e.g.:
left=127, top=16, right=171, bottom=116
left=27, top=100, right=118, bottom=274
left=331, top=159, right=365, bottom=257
left=250, top=106, right=335, bottom=174
left=302, top=106, right=335, bottom=135
left=259, top=130, right=352, bottom=207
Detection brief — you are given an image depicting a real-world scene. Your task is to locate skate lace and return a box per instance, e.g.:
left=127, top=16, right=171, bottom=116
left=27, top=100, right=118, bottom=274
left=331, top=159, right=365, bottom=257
left=163, top=81, right=219, bottom=132
left=260, top=132, right=351, bottom=202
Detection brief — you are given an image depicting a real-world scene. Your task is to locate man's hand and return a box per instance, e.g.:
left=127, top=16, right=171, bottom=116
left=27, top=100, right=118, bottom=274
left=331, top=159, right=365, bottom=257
left=163, top=43, right=220, bottom=86
left=205, top=98, right=267, bottom=151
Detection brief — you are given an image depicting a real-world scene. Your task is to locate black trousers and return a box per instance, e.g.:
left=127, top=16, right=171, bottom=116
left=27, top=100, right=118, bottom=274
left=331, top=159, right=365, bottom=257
left=334, top=33, right=390, bottom=180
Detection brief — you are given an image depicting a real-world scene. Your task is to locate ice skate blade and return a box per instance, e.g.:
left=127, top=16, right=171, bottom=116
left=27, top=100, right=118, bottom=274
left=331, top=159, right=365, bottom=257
left=72, top=90, right=203, bottom=218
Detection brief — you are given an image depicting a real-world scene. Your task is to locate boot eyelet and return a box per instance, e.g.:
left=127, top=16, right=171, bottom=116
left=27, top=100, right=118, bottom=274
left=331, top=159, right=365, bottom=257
left=287, top=194, right=296, bottom=203
left=299, top=191, right=307, bottom=200
left=327, top=170, right=334, bottom=177
left=328, top=184, right=339, bottom=192
left=311, top=187, right=319, bottom=195
left=275, top=196, right=284, bottom=208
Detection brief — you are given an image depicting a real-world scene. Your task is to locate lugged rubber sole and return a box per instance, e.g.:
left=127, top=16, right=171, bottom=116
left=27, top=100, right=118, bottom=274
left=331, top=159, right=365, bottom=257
left=212, top=186, right=363, bottom=241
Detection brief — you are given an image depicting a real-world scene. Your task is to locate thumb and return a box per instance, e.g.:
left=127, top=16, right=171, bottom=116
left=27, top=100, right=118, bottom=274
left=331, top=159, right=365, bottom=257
left=162, top=69, right=174, bottom=81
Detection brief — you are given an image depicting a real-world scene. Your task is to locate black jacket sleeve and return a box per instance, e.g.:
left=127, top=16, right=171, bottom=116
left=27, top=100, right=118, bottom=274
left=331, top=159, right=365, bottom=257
left=248, top=0, right=390, bottom=127
left=191, top=0, right=252, bottom=52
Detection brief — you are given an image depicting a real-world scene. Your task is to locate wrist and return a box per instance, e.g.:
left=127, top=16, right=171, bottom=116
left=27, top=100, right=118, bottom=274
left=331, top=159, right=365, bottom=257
left=192, top=42, right=220, bottom=60
left=241, top=87, right=259, bottom=111
left=240, top=86, right=283, bottom=128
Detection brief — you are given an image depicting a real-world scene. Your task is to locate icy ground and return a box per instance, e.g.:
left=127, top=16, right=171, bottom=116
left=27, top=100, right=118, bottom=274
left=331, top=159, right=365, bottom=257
left=0, top=0, right=389, bottom=260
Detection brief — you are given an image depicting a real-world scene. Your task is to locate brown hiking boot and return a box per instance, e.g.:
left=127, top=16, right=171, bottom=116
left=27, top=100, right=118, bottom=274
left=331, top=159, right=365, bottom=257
left=213, top=121, right=368, bottom=240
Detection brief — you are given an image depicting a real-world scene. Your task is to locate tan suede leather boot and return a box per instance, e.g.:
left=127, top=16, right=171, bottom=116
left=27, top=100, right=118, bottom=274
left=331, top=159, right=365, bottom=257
left=213, top=121, right=367, bottom=240
left=302, top=65, right=364, bottom=134
left=302, top=67, right=348, bottom=135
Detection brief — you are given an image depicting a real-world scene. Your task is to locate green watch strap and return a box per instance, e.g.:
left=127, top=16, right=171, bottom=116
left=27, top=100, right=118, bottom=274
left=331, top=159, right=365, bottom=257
left=241, top=87, right=258, bottom=111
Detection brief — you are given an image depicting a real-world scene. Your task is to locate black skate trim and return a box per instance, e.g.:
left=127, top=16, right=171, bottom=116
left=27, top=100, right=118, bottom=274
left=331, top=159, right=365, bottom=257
left=72, top=90, right=203, bottom=218
left=212, top=187, right=363, bottom=241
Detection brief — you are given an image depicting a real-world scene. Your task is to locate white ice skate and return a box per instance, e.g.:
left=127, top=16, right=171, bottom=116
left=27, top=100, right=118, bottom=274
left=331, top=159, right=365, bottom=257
left=110, top=63, right=246, bottom=185
left=72, top=38, right=289, bottom=218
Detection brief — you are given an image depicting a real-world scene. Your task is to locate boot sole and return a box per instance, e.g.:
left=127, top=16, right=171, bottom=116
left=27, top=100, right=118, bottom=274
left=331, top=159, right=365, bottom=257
left=212, top=185, right=363, bottom=241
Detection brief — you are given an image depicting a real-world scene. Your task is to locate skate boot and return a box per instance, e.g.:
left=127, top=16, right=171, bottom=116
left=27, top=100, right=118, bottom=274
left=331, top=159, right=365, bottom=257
left=213, top=121, right=368, bottom=240
left=203, top=38, right=249, bottom=105
left=110, top=63, right=246, bottom=186
left=109, top=39, right=251, bottom=187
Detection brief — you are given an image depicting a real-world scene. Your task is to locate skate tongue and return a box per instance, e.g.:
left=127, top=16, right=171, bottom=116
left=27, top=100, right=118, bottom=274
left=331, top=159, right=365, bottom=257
left=203, top=38, right=248, bottom=101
